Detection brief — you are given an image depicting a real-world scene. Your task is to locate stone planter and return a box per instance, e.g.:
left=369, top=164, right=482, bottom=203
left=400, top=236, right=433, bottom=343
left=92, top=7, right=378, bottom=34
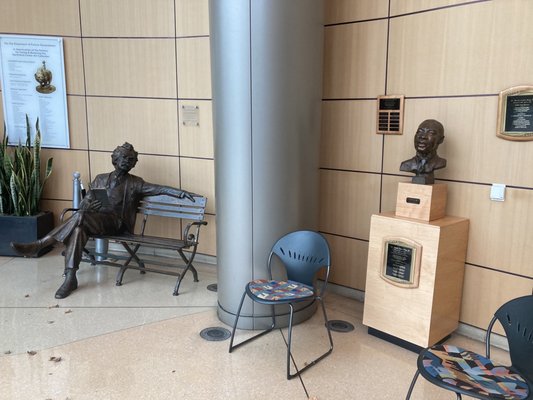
left=0, top=211, right=54, bottom=257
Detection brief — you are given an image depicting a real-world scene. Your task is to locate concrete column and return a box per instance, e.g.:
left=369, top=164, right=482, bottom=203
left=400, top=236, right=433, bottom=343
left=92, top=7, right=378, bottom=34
left=210, top=0, right=324, bottom=329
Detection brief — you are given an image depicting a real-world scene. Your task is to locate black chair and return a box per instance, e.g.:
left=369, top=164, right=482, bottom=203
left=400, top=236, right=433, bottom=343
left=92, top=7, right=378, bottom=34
left=406, top=295, right=533, bottom=400
left=228, top=230, right=334, bottom=380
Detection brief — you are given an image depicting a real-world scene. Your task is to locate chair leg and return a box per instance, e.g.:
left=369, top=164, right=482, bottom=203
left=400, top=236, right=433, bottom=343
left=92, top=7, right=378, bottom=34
left=228, top=292, right=275, bottom=353
left=287, top=298, right=334, bottom=380
left=405, top=370, right=419, bottom=400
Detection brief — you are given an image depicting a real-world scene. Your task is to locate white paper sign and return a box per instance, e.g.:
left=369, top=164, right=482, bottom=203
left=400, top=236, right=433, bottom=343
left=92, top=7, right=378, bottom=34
left=0, top=35, right=70, bottom=148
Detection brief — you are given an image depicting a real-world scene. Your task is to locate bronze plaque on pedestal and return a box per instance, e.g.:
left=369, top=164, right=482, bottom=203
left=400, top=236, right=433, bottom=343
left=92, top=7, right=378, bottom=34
left=381, top=238, right=421, bottom=288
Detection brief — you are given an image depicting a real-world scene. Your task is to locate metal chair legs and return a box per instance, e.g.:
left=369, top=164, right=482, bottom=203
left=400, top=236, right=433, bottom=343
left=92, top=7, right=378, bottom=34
left=405, top=370, right=419, bottom=400
left=287, top=297, right=334, bottom=379
left=228, top=292, right=275, bottom=353
left=229, top=293, right=334, bottom=380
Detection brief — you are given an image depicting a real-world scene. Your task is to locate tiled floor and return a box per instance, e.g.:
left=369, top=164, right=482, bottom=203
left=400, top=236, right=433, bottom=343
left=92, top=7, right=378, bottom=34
left=0, top=249, right=511, bottom=399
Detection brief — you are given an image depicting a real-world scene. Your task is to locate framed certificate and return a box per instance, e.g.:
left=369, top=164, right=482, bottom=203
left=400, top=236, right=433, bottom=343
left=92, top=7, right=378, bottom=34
left=497, top=86, right=533, bottom=141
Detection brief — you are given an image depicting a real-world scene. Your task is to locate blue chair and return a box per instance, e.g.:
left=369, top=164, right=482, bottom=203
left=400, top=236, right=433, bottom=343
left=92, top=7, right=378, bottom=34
left=228, top=230, right=334, bottom=379
left=405, top=295, right=533, bottom=400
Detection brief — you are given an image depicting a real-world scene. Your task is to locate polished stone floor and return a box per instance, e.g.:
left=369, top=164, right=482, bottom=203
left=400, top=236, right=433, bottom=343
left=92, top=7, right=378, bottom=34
left=0, top=248, right=510, bottom=399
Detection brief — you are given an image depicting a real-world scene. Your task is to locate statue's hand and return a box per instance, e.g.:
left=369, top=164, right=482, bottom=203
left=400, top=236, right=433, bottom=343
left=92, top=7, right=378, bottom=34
left=180, top=191, right=196, bottom=202
left=86, top=200, right=102, bottom=211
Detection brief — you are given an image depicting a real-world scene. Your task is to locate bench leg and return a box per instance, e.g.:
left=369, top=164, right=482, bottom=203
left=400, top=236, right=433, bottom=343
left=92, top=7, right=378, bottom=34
left=172, top=248, right=199, bottom=296
left=115, top=242, right=145, bottom=286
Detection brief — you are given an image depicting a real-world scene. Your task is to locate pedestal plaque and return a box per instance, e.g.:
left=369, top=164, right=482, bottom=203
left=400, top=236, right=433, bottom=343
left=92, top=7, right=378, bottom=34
left=381, top=238, right=421, bottom=288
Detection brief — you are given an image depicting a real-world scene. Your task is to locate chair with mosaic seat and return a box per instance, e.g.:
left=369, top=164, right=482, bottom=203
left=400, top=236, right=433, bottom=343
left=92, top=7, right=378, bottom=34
left=405, top=295, right=533, bottom=400
left=228, top=230, right=334, bottom=380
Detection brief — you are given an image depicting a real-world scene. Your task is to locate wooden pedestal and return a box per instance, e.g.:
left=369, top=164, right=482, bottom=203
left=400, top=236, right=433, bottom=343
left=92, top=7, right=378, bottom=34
left=363, top=212, right=469, bottom=348
left=395, top=182, right=447, bottom=221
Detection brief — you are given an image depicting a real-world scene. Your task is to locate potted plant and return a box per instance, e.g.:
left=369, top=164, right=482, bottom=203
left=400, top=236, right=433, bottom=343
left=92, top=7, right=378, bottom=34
left=0, top=116, right=54, bottom=256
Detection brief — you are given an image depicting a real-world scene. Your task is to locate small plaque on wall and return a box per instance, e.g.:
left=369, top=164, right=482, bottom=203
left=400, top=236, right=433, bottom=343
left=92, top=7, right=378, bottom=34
left=376, top=95, right=404, bottom=135
left=497, top=86, right=533, bottom=141
left=381, top=237, right=422, bottom=288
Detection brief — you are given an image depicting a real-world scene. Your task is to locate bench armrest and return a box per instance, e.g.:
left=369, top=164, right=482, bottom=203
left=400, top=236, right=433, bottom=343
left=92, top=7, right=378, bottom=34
left=60, top=208, right=79, bottom=222
left=183, top=220, right=208, bottom=245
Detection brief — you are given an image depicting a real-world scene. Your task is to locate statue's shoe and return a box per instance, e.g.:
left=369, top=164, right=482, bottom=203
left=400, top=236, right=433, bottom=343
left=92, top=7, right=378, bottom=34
left=10, top=240, right=46, bottom=257
left=55, top=271, right=78, bottom=299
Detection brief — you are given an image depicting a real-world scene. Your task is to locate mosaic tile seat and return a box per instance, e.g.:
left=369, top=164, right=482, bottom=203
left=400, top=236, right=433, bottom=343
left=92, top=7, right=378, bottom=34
left=406, top=295, right=533, bottom=400
left=248, top=279, right=314, bottom=302
left=419, top=345, right=529, bottom=399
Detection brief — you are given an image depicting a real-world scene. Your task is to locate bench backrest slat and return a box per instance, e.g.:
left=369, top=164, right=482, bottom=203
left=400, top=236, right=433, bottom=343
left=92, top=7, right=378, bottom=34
left=138, top=195, right=207, bottom=221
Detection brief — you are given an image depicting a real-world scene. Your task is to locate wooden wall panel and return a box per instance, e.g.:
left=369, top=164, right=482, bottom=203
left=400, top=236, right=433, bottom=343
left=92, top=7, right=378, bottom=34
left=324, top=0, right=389, bottom=24
left=447, top=182, right=533, bottom=277
left=0, top=0, right=81, bottom=36
left=383, top=97, right=533, bottom=188
left=324, top=233, right=368, bottom=291
left=388, top=3, right=533, bottom=96
left=180, top=158, right=215, bottom=214
left=321, top=100, right=382, bottom=172
left=176, top=37, right=212, bottom=99
left=66, top=95, right=88, bottom=150
left=176, top=0, right=210, bottom=37
left=390, top=0, right=481, bottom=16
left=86, top=97, right=179, bottom=154
left=83, top=38, right=177, bottom=98
left=63, top=38, right=85, bottom=95
left=1, top=0, right=216, bottom=259
left=461, top=265, right=533, bottom=333
left=319, top=170, right=381, bottom=240
left=323, top=20, right=388, bottom=99
left=178, top=100, right=214, bottom=158
left=80, top=0, right=175, bottom=37
left=41, top=150, right=90, bottom=200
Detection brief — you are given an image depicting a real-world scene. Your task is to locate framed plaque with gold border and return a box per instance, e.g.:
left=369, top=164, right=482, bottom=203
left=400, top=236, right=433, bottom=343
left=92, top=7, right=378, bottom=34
left=497, top=86, right=533, bottom=141
left=380, top=237, right=422, bottom=288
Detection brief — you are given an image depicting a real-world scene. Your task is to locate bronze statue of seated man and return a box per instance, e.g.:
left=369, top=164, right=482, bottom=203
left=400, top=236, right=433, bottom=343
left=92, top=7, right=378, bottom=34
left=11, top=142, right=195, bottom=299
left=400, top=119, right=447, bottom=185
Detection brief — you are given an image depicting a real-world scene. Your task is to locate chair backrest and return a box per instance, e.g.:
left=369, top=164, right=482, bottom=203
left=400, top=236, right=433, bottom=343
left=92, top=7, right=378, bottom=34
left=492, top=295, right=533, bottom=384
left=269, top=230, right=331, bottom=292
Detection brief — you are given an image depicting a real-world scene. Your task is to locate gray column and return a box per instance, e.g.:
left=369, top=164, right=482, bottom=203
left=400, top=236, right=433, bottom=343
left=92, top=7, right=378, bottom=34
left=210, top=0, right=324, bottom=329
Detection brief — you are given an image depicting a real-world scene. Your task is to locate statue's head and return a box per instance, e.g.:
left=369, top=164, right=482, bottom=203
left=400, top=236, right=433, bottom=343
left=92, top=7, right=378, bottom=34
left=111, top=142, right=138, bottom=171
left=414, top=119, right=444, bottom=157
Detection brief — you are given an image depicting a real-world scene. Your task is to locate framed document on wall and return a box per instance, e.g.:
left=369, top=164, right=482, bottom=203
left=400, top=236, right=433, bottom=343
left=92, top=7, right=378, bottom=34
left=0, top=35, right=70, bottom=148
left=497, top=86, right=533, bottom=141
left=380, top=237, right=422, bottom=288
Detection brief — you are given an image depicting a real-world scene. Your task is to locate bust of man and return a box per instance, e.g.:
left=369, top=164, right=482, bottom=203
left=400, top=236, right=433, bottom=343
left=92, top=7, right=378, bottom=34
left=400, top=119, right=446, bottom=184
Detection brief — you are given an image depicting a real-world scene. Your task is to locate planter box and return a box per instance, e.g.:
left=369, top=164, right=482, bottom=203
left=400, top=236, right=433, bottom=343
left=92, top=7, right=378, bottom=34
left=0, top=211, right=54, bottom=257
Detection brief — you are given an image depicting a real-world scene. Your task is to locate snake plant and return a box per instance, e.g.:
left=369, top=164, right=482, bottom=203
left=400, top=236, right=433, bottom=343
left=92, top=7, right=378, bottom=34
left=0, top=116, right=53, bottom=216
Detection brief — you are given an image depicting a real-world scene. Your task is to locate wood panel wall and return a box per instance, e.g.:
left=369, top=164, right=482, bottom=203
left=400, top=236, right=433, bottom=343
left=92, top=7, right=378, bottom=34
left=0, top=0, right=216, bottom=256
left=322, top=0, right=533, bottom=330
left=2, top=0, right=532, bottom=331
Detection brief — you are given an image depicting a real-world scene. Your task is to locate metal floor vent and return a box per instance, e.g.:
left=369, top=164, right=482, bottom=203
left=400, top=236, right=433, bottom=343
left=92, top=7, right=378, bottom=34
left=206, top=283, right=218, bottom=292
left=200, top=327, right=231, bottom=341
left=327, top=320, right=355, bottom=333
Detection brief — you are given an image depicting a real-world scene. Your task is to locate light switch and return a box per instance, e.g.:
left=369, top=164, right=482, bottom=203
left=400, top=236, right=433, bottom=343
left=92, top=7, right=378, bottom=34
left=490, top=183, right=506, bottom=201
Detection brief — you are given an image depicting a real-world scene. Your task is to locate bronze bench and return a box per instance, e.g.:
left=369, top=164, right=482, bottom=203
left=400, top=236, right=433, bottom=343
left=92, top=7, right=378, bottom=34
left=62, top=194, right=208, bottom=295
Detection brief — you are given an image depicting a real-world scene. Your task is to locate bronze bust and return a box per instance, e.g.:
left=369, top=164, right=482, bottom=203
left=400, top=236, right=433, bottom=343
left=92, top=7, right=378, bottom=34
left=400, top=119, right=446, bottom=184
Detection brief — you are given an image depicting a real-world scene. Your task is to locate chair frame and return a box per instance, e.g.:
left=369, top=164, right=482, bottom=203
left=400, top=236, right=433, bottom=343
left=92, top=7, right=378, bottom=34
left=228, top=230, right=334, bottom=380
left=405, top=295, right=533, bottom=400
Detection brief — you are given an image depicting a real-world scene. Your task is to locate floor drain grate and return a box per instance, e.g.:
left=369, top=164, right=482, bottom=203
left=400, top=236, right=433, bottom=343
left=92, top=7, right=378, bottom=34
left=206, top=283, right=218, bottom=292
left=327, top=320, right=355, bottom=333
left=200, top=327, right=231, bottom=341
